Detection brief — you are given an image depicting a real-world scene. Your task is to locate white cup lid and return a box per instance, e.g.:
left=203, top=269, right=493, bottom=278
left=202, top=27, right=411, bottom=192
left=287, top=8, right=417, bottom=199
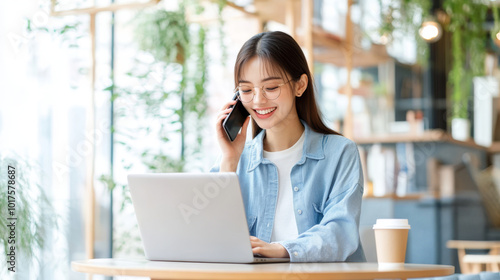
left=373, top=219, right=411, bottom=229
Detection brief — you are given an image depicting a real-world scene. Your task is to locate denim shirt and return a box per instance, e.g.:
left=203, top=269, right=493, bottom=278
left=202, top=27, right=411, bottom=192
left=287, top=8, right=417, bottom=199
left=211, top=120, right=366, bottom=262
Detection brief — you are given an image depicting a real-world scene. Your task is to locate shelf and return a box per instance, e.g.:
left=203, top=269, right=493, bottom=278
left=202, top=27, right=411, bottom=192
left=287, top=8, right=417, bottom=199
left=394, top=98, right=433, bottom=110
left=354, top=130, right=489, bottom=151
left=249, top=0, right=392, bottom=67
left=488, top=142, right=500, bottom=153
left=307, top=26, right=392, bottom=67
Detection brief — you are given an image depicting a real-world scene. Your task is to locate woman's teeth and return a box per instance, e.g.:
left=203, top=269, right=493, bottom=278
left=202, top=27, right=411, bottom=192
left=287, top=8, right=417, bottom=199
left=255, top=108, right=276, bottom=115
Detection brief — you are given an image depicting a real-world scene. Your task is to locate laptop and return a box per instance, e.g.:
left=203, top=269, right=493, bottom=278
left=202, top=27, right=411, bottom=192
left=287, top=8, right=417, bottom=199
left=127, top=172, right=290, bottom=264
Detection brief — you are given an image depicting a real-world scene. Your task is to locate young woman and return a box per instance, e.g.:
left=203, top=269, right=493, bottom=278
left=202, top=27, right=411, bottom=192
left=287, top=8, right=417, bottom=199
left=213, top=31, right=365, bottom=262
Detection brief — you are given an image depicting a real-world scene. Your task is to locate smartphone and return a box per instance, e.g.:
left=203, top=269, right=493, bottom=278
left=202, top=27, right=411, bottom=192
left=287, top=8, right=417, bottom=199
left=222, top=92, right=250, bottom=142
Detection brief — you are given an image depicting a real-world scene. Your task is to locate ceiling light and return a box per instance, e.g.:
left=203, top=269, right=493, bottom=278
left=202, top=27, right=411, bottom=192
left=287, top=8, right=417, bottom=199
left=419, top=20, right=442, bottom=43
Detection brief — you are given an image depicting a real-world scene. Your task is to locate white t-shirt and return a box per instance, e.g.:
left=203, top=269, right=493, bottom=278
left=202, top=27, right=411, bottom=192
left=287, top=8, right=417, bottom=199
left=263, top=131, right=305, bottom=242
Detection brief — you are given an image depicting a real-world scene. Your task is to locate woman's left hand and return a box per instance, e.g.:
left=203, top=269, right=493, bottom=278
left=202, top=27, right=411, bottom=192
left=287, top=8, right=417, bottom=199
left=250, top=236, right=290, bottom=258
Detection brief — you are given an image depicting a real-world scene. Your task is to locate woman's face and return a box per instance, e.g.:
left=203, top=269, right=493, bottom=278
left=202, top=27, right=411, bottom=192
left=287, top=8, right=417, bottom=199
left=238, top=57, right=299, bottom=131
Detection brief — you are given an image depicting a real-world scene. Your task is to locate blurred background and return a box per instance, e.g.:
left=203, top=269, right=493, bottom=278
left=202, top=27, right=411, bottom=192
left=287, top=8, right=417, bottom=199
left=1, top=0, right=500, bottom=279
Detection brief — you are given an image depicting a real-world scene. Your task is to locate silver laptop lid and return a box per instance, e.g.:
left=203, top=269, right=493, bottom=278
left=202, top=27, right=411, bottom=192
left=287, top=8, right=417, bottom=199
left=128, top=172, right=256, bottom=263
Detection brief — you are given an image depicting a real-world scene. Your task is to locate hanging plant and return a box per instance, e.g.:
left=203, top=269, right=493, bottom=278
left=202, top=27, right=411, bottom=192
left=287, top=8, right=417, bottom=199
left=443, top=0, right=487, bottom=119
left=102, top=0, right=225, bottom=256
left=134, top=8, right=189, bottom=65
left=124, top=2, right=209, bottom=168
left=217, top=0, right=228, bottom=65
left=491, top=5, right=500, bottom=47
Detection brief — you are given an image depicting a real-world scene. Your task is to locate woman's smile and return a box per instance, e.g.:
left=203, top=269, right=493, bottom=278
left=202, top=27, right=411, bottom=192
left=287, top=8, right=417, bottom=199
left=254, top=107, right=277, bottom=118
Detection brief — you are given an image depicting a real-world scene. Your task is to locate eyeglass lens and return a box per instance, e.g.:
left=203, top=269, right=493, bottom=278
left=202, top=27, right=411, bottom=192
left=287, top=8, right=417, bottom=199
left=237, top=83, right=282, bottom=102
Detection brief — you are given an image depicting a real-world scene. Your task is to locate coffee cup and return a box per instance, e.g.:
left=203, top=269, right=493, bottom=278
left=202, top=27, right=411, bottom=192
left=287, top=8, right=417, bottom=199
left=373, top=219, right=411, bottom=269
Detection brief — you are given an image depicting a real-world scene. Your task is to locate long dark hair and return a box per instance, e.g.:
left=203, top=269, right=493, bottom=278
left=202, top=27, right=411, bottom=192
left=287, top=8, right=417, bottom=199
left=234, top=31, right=340, bottom=138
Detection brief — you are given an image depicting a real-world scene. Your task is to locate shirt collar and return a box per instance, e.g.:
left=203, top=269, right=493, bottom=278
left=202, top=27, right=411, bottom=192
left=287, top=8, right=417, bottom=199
left=247, top=120, right=325, bottom=172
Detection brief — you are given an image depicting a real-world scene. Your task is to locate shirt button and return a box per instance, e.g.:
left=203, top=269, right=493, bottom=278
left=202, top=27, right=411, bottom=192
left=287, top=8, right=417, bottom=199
left=294, top=252, right=299, bottom=256
left=267, top=223, right=270, bottom=227
left=297, top=209, right=302, bottom=215
left=294, top=187, right=299, bottom=192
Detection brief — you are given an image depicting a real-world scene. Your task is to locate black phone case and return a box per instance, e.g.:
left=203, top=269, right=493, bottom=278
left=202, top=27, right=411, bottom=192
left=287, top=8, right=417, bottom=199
left=222, top=94, right=250, bottom=142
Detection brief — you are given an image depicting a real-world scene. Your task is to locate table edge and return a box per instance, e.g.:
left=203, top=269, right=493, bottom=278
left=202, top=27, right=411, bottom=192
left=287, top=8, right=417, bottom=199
left=72, top=260, right=455, bottom=280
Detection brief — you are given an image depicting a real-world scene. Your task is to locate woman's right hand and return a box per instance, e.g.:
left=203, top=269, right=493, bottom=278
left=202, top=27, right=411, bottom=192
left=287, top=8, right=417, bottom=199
left=215, top=100, right=251, bottom=172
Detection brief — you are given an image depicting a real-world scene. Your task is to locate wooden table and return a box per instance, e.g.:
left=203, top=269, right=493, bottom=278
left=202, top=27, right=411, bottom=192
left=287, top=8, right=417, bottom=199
left=447, top=240, right=500, bottom=273
left=72, top=258, right=454, bottom=280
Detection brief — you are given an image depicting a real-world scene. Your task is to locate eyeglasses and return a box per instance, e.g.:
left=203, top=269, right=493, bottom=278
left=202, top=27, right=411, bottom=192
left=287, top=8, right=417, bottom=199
left=235, top=80, right=292, bottom=103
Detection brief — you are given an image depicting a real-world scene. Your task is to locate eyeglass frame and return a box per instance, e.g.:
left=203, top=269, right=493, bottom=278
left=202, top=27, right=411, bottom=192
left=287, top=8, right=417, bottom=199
left=234, top=79, right=293, bottom=103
